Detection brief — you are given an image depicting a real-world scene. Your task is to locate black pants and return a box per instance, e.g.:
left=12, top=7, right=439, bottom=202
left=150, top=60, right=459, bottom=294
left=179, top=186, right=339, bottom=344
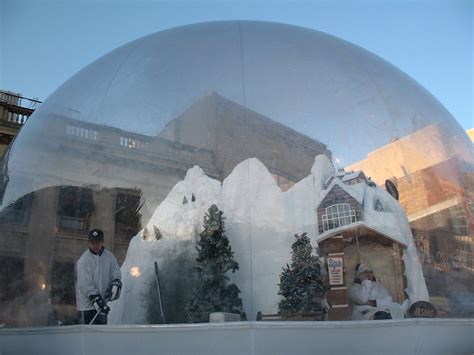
left=79, top=310, right=108, bottom=325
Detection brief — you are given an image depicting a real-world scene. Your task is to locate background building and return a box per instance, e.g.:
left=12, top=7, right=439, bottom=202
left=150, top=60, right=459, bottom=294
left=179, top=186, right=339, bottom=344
left=347, top=123, right=474, bottom=316
left=467, top=129, right=474, bottom=142
left=0, top=91, right=41, bottom=156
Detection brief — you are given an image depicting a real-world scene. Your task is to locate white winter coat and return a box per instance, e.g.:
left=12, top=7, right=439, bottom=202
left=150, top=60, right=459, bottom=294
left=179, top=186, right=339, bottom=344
left=350, top=279, right=403, bottom=320
left=76, top=248, right=121, bottom=311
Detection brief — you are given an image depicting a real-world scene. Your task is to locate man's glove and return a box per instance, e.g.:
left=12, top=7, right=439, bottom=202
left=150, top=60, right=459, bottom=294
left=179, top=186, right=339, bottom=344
left=90, top=294, right=110, bottom=315
left=105, top=279, right=122, bottom=301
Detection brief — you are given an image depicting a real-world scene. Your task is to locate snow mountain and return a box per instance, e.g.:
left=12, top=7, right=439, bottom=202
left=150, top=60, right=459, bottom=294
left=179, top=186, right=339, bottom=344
left=109, top=155, right=427, bottom=324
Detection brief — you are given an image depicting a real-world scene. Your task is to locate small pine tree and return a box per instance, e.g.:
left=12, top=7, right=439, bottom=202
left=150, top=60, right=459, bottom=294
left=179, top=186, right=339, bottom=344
left=186, top=204, right=246, bottom=322
left=278, top=233, right=326, bottom=317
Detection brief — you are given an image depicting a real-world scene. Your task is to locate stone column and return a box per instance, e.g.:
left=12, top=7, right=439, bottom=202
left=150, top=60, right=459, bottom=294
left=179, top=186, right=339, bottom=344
left=23, top=186, right=59, bottom=326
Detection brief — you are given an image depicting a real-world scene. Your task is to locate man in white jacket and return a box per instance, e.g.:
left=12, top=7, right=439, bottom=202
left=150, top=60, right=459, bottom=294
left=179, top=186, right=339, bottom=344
left=76, top=229, right=122, bottom=324
left=350, top=263, right=408, bottom=320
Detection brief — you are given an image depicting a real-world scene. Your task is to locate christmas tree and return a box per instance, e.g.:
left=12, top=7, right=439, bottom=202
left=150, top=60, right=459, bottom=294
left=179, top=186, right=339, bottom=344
left=278, top=233, right=326, bottom=317
left=186, top=204, right=246, bottom=322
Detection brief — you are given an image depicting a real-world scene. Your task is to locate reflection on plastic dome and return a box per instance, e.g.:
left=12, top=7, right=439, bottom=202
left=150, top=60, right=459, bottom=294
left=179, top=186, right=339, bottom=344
left=0, top=21, right=472, bottom=327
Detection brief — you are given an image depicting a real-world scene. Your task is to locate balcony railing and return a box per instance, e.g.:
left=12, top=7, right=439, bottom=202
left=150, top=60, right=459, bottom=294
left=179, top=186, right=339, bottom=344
left=0, top=91, right=42, bottom=127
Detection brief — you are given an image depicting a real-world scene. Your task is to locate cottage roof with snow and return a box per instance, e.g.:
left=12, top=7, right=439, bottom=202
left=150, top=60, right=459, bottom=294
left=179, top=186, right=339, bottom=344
left=315, top=170, right=411, bottom=247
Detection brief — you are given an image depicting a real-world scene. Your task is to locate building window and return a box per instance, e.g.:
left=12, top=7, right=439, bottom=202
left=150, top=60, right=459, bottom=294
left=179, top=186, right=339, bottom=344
left=322, top=203, right=356, bottom=231
left=0, top=193, right=32, bottom=226
left=115, top=191, right=141, bottom=241
left=451, top=216, right=468, bottom=236
left=0, top=256, right=25, bottom=302
left=458, top=250, right=473, bottom=269
left=50, top=262, right=75, bottom=305
left=57, top=186, right=94, bottom=231
left=120, top=136, right=147, bottom=150
left=66, top=125, right=98, bottom=140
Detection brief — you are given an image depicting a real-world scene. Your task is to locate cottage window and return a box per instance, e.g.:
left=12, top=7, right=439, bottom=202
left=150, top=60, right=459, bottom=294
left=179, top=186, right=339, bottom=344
left=322, top=203, right=356, bottom=231
left=374, top=199, right=384, bottom=212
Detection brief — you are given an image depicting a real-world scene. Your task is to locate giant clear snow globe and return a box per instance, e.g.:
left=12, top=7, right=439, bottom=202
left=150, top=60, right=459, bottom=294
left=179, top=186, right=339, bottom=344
left=0, top=21, right=472, bottom=327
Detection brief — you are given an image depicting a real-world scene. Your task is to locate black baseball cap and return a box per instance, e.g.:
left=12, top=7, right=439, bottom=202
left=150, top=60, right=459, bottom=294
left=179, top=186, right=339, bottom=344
left=88, top=229, right=104, bottom=242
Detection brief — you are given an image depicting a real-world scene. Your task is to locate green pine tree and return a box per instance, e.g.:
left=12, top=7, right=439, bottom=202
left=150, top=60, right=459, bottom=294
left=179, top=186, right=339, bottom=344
left=186, top=204, right=246, bottom=322
left=278, top=233, right=326, bottom=317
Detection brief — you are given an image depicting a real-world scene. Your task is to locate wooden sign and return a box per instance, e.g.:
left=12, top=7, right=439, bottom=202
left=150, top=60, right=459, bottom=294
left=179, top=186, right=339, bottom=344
left=327, top=256, right=344, bottom=285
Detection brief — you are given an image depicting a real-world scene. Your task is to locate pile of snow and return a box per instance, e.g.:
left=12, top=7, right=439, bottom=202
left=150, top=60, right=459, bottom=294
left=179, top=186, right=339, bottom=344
left=109, top=155, right=428, bottom=324
left=146, top=165, right=222, bottom=239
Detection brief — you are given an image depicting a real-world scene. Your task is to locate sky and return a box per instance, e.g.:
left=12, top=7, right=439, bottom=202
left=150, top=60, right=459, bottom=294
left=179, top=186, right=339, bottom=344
left=0, top=0, right=472, bottom=130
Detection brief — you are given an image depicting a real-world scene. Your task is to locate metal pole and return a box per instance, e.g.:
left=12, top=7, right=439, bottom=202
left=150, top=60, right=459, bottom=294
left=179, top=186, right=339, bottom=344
left=88, top=297, right=109, bottom=325
left=154, top=261, right=166, bottom=324
left=88, top=308, right=102, bottom=325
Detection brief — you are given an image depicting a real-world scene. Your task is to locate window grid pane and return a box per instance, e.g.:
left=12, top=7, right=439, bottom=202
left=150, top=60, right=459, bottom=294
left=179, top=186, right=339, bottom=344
left=322, top=203, right=356, bottom=232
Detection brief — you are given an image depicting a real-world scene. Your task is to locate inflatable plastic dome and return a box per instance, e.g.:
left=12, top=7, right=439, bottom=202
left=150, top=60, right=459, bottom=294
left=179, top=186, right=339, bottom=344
left=0, top=21, right=472, bottom=328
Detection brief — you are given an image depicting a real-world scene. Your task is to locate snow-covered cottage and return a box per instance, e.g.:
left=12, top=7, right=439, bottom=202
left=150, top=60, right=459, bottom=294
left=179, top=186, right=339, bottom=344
left=315, top=170, right=427, bottom=320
